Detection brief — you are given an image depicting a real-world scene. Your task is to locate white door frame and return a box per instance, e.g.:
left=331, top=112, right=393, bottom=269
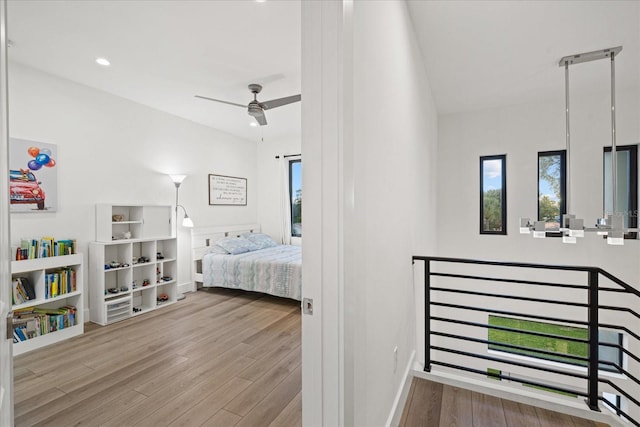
left=0, top=0, right=14, bottom=424
left=301, top=1, right=353, bottom=425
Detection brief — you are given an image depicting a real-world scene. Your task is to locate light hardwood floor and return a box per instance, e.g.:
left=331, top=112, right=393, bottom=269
left=399, top=377, right=611, bottom=427
left=14, top=288, right=302, bottom=427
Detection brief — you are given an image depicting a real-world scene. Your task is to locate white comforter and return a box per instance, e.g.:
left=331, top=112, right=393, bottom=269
left=201, top=245, right=302, bottom=300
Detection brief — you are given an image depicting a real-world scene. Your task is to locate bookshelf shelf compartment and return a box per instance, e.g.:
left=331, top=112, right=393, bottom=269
left=90, top=204, right=177, bottom=326
left=11, top=253, right=84, bottom=356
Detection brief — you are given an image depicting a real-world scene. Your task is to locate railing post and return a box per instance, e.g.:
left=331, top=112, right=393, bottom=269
left=424, top=258, right=431, bottom=372
left=586, top=269, right=600, bottom=411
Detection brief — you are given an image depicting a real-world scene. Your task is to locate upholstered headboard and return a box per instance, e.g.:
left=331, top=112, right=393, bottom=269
left=190, top=223, right=261, bottom=286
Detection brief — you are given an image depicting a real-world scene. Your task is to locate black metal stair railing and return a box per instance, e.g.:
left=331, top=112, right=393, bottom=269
left=413, top=255, right=640, bottom=427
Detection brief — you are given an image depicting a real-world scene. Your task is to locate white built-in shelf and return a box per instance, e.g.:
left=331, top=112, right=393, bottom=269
left=11, top=253, right=84, bottom=356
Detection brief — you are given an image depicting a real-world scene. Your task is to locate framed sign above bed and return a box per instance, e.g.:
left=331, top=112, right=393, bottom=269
left=208, top=174, right=247, bottom=206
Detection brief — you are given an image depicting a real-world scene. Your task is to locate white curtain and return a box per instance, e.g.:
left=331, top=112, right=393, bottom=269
left=279, top=156, right=293, bottom=245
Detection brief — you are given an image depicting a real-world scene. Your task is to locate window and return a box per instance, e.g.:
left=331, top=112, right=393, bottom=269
left=488, top=316, right=623, bottom=373
left=603, top=145, right=637, bottom=239
left=289, top=159, right=302, bottom=237
left=480, top=155, right=506, bottom=234
left=538, top=150, right=566, bottom=234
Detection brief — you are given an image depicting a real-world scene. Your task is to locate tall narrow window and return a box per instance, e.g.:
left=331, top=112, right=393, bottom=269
left=538, top=150, right=566, bottom=234
left=603, top=145, right=637, bottom=239
left=289, top=159, right=302, bottom=237
left=480, top=155, right=506, bottom=234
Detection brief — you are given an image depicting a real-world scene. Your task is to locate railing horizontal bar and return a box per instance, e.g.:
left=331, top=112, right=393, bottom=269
left=431, top=316, right=590, bottom=345
left=432, top=331, right=588, bottom=363
left=412, top=255, right=596, bottom=273
left=597, top=398, right=640, bottom=427
left=432, top=301, right=589, bottom=327
left=599, top=305, right=640, bottom=322
left=598, top=361, right=640, bottom=388
left=596, top=342, right=640, bottom=366
left=599, top=287, right=630, bottom=293
left=599, top=378, right=640, bottom=410
left=431, top=346, right=589, bottom=380
left=597, top=269, right=640, bottom=298
left=430, top=272, right=587, bottom=289
left=431, top=287, right=588, bottom=307
left=430, top=360, right=587, bottom=398
left=599, top=323, right=640, bottom=346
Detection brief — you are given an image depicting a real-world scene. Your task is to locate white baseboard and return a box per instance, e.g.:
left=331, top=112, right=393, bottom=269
left=386, top=350, right=416, bottom=427
left=177, top=281, right=195, bottom=295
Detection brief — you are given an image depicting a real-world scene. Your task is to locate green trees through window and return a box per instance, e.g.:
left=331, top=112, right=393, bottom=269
left=538, top=150, right=566, bottom=233
left=289, top=160, right=302, bottom=237
left=480, top=155, right=506, bottom=234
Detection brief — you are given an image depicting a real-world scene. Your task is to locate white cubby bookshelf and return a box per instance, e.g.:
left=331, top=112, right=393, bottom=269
left=11, top=254, right=84, bottom=356
left=90, top=204, right=177, bottom=325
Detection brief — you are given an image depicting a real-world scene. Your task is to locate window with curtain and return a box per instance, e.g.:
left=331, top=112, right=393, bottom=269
left=289, top=160, right=302, bottom=237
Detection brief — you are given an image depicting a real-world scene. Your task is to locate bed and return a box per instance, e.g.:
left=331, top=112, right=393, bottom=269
left=191, top=224, right=302, bottom=300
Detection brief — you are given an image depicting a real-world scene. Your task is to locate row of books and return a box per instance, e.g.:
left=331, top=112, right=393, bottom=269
left=45, top=268, right=78, bottom=299
left=12, top=306, right=77, bottom=343
left=11, top=268, right=77, bottom=306
left=15, top=237, right=76, bottom=260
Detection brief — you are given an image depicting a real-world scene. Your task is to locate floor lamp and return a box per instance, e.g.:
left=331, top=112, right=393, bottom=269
left=169, top=174, right=194, bottom=301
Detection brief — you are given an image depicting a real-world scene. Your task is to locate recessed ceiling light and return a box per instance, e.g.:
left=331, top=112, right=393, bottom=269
left=96, top=57, right=111, bottom=66
left=255, top=0, right=267, bottom=3
left=249, top=122, right=258, bottom=127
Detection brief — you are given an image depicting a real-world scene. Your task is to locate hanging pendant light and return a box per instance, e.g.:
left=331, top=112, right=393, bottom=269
left=520, top=46, right=636, bottom=245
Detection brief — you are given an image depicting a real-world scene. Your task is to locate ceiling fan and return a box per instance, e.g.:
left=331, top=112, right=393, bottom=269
left=195, top=84, right=301, bottom=126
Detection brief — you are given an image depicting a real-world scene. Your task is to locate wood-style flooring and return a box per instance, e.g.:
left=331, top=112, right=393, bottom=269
left=399, top=377, right=611, bottom=427
left=14, top=288, right=302, bottom=427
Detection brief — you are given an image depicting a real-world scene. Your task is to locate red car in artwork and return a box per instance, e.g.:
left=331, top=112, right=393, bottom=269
left=10, top=169, right=45, bottom=210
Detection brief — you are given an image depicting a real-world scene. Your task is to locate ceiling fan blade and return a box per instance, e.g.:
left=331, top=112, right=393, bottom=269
left=261, top=94, right=301, bottom=110
left=194, top=95, right=246, bottom=108
left=255, top=111, right=268, bottom=126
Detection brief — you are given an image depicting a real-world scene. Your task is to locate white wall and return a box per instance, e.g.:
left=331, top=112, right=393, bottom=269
left=256, top=136, right=300, bottom=242
left=346, top=1, right=438, bottom=425
left=9, top=62, right=258, bottom=311
left=437, top=90, right=640, bottom=282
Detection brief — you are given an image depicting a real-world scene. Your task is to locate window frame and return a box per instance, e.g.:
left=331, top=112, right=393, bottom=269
left=537, top=150, right=567, bottom=237
left=480, top=154, right=507, bottom=235
left=603, top=144, right=638, bottom=240
left=488, top=315, right=623, bottom=374
left=288, top=159, right=302, bottom=238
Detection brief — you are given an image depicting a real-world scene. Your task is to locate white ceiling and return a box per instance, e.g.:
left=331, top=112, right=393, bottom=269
left=6, top=1, right=640, bottom=143
left=7, top=0, right=301, bottom=143
left=407, top=0, right=640, bottom=115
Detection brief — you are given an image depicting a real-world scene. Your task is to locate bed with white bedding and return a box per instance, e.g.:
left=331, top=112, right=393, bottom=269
left=191, top=224, right=302, bottom=301
left=201, top=244, right=301, bottom=300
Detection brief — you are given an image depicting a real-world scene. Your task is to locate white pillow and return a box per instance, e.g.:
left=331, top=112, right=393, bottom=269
left=215, top=236, right=260, bottom=255
left=204, top=245, right=229, bottom=255
left=242, top=232, right=278, bottom=250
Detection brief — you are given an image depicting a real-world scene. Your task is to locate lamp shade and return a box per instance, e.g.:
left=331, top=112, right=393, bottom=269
left=182, top=216, right=194, bottom=228
left=169, top=174, right=187, bottom=185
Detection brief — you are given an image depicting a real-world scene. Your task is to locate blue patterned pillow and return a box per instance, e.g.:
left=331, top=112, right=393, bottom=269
left=242, top=232, right=278, bottom=250
left=215, top=236, right=260, bottom=255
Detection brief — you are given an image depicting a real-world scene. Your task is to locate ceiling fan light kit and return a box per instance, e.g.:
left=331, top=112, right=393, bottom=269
left=520, top=46, right=636, bottom=245
left=195, top=83, right=301, bottom=126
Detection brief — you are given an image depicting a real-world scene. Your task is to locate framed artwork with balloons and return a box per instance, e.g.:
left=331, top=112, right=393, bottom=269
left=9, top=138, right=58, bottom=212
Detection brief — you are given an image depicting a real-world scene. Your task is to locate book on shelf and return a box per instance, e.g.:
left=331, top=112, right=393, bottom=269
left=12, top=277, right=36, bottom=305
left=44, top=268, right=77, bottom=299
left=15, top=237, right=76, bottom=260
left=13, top=305, right=77, bottom=342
